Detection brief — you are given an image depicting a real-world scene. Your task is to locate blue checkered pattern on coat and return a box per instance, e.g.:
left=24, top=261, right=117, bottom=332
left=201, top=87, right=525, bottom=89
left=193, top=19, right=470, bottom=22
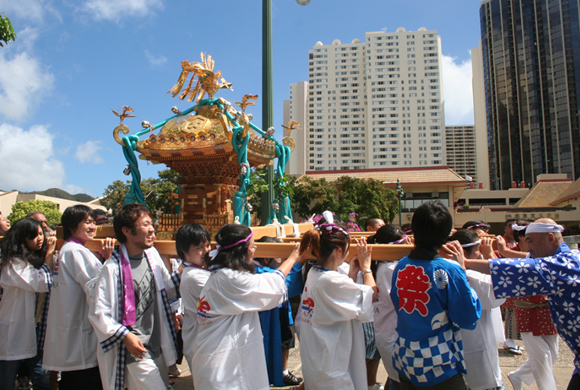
left=393, top=327, right=465, bottom=384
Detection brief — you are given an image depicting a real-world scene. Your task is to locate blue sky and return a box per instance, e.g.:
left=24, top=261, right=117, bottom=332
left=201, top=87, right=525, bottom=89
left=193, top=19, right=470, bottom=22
left=0, top=0, right=481, bottom=197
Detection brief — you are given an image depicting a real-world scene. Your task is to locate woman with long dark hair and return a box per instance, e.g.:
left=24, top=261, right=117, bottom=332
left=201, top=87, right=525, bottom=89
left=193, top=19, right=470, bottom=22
left=191, top=224, right=304, bottom=390
left=298, top=212, right=377, bottom=390
left=43, top=205, right=113, bottom=389
left=0, top=217, right=56, bottom=390
left=253, top=236, right=304, bottom=387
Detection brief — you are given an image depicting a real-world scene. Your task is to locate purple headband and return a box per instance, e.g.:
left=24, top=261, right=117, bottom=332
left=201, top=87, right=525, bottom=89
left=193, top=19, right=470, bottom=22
left=404, top=229, right=413, bottom=234
left=209, top=231, right=254, bottom=260
left=315, top=211, right=350, bottom=237
left=387, top=235, right=408, bottom=245
left=317, top=223, right=350, bottom=237
left=467, top=223, right=489, bottom=231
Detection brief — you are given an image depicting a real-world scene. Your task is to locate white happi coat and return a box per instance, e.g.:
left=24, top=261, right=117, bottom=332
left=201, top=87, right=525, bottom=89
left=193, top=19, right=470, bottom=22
left=374, top=261, right=399, bottom=382
left=0, top=259, right=52, bottom=360
left=191, top=267, right=287, bottom=390
left=88, top=245, right=180, bottom=390
left=43, top=241, right=102, bottom=370
left=181, top=265, right=210, bottom=367
left=299, top=267, right=374, bottom=390
left=462, top=269, right=506, bottom=390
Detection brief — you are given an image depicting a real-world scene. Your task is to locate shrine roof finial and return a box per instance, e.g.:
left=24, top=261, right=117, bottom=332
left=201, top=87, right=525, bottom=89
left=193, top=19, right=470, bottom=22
left=167, top=52, right=232, bottom=103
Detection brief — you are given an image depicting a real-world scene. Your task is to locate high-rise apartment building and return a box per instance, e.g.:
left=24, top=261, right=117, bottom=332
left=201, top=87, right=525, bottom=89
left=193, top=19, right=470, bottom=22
left=471, top=41, right=491, bottom=189
left=284, top=28, right=446, bottom=174
left=480, top=0, right=580, bottom=190
left=283, top=82, right=309, bottom=176
left=445, top=125, right=478, bottom=183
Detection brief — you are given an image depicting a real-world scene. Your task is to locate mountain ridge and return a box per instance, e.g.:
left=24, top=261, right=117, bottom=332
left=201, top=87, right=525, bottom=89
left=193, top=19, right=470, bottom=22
left=1, top=188, right=95, bottom=203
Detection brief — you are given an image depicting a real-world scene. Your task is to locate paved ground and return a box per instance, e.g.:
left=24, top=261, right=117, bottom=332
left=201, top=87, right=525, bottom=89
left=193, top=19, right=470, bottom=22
left=171, top=336, right=574, bottom=389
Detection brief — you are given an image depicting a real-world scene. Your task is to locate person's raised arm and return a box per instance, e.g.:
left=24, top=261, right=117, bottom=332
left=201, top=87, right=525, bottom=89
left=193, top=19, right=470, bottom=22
left=439, top=240, right=466, bottom=270
left=480, top=237, right=497, bottom=259
left=355, top=238, right=377, bottom=302
left=464, top=259, right=492, bottom=274
left=277, top=242, right=304, bottom=277
left=494, top=236, right=527, bottom=258
left=95, top=237, right=115, bottom=263
left=44, top=236, right=57, bottom=269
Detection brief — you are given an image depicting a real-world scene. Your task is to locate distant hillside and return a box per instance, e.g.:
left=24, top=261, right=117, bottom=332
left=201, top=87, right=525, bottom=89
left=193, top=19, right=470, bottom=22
left=21, top=188, right=95, bottom=203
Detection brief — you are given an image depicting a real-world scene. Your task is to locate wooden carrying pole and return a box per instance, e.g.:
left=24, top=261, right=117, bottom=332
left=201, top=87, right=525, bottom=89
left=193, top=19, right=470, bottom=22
left=15, top=222, right=413, bottom=262
left=82, top=240, right=413, bottom=262
left=64, top=223, right=316, bottom=241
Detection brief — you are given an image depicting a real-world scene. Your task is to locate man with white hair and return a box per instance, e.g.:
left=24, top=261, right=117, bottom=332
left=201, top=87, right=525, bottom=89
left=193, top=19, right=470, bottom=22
left=466, top=218, right=580, bottom=390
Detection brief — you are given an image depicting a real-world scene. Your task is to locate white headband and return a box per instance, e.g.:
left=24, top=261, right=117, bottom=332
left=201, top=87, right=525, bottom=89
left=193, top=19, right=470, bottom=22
left=512, top=225, right=528, bottom=231
left=461, top=239, right=481, bottom=248
left=526, top=223, right=564, bottom=234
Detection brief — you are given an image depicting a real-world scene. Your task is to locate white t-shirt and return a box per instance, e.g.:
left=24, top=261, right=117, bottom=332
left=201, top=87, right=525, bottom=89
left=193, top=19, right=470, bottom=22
left=44, top=241, right=103, bottom=370
left=0, top=258, right=51, bottom=360
left=462, top=269, right=506, bottom=390
left=191, top=268, right=287, bottom=390
left=299, top=266, right=374, bottom=390
left=180, top=265, right=210, bottom=366
left=374, top=261, right=400, bottom=382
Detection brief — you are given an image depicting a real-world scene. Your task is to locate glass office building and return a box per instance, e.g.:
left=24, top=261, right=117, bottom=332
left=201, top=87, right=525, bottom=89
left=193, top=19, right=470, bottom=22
left=480, top=0, right=580, bottom=189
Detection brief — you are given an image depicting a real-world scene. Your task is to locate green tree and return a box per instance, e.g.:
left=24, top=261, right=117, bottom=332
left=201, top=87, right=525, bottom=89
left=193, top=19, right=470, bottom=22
left=141, top=169, right=180, bottom=215
left=100, top=180, right=129, bottom=217
left=246, top=167, right=269, bottom=223
left=100, top=169, right=180, bottom=217
left=334, top=176, right=362, bottom=217
left=289, top=176, right=398, bottom=224
left=0, top=13, right=16, bottom=47
left=8, top=200, right=62, bottom=226
left=290, top=176, right=339, bottom=220
left=335, top=177, right=398, bottom=225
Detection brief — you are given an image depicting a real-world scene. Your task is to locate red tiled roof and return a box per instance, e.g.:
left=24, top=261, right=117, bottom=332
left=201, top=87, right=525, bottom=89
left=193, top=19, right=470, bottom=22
left=303, top=167, right=467, bottom=185
left=515, top=181, right=573, bottom=208
left=550, top=178, right=580, bottom=205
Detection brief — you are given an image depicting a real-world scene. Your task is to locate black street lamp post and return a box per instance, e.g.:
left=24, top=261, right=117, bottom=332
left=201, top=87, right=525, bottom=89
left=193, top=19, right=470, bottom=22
left=260, top=0, right=309, bottom=224
left=396, top=179, right=404, bottom=227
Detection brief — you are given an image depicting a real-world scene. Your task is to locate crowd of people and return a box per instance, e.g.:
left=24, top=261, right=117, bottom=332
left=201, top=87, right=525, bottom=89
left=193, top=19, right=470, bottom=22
left=0, top=201, right=579, bottom=390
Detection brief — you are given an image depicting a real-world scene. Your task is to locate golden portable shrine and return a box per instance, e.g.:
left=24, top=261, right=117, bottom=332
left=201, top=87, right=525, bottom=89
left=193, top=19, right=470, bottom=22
left=112, top=53, right=298, bottom=237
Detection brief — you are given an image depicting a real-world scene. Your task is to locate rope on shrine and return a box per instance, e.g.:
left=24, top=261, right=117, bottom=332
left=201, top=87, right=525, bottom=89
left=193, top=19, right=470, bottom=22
left=249, top=123, right=293, bottom=224
left=120, top=105, right=197, bottom=208
left=119, top=97, right=293, bottom=227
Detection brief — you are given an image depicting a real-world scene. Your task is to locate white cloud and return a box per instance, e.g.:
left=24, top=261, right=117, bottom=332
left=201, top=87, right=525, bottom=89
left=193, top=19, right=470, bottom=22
left=0, top=123, right=66, bottom=191
left=75, top=140, right=105, bottom=164
left=11, top=27, right=39, bottom=53
left=145, top=50, right=167, bottom=66
left=0, top=0, right=61, bottom=23
left=0, top=31, right=55, bottom=121
left=442, top=54, right=474, bottom=125
left=64, top=184, right=85, bottom=194
left=0, top=0, right=47, bottom=22
left=83, top=0, right=163, bottom=22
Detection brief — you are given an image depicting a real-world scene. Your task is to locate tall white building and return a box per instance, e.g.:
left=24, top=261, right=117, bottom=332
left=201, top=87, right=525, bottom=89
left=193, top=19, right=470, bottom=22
left=283, top=82, right=308, bottom=176
left=284, top=27, right=446, bottom=175
left=471, top=41, right=490, bottom=189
